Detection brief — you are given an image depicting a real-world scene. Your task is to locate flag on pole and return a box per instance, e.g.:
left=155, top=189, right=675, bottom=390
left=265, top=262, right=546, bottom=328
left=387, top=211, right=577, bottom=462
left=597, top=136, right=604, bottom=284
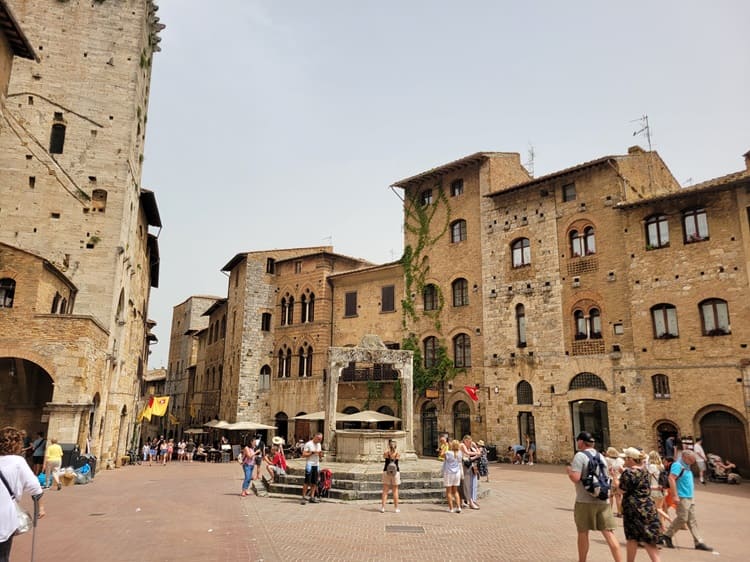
left=464, top=386, right=479, bottom=402
left=169, top=413, right=179, bottom=425
left=151, top=396, right=170, bottom=417
left=138, top=397, right=154, bottom=422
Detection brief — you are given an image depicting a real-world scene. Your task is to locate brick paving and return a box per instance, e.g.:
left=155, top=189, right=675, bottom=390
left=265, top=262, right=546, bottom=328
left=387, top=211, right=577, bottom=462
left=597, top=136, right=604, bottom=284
left=11, top=460, right=749, bottom=562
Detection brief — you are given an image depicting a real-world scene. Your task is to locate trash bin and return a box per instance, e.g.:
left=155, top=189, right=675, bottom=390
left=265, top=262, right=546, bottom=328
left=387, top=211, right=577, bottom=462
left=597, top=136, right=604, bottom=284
left=60, top=443, right=80, bottom=468
left=486, top=444, right=497, bottom=462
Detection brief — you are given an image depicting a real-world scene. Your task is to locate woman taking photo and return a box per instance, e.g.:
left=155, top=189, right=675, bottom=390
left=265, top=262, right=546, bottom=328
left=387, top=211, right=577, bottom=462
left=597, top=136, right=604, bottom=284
left=619, top=447, right=661, bottom=562
left=1, top=426, right=46, bottom=562
left=380, top=440, right=400, bottom=513
left=239, top=441, right=256, bottom=497
left=459, top=435, right=480, bottom=509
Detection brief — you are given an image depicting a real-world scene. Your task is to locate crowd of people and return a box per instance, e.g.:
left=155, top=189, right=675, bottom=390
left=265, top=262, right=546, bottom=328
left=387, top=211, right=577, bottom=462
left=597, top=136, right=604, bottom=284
left=567, top=431, right=723, bottom=562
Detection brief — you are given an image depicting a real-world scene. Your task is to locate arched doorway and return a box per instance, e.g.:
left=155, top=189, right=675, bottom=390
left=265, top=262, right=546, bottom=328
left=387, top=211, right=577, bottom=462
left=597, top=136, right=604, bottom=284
left=421, top=403, right=438, bottom=456
left=654, top=421, right=678, bottom=458
left=699, top=410, right=749, bottom=473
left=0, top=357, right=54, bottom=430
left=570, top=399, right=610, bottom=451
left=453, top=400, right=471, bottom=441
left=274, top=412, right=288, bottom=445
left=294, top=412, right=310, bottom=443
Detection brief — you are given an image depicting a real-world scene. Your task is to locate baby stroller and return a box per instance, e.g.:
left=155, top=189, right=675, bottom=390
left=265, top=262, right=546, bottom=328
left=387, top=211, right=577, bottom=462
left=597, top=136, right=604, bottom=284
left=707, top=453, right=741, bottom=484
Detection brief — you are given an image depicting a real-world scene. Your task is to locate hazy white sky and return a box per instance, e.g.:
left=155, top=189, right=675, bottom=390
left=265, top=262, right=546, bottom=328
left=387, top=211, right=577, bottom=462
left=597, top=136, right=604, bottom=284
left=142, top=0, right=750, bottom=369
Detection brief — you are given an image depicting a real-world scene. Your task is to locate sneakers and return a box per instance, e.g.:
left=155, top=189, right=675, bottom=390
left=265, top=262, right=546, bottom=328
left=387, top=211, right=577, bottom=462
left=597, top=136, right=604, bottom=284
left=309, top=496, right=320, bottom=503
left=660, top=536, right=674, bottom=549
left=300, top=498, right=308, bottom=505
left=456, top=507, right=461, bottom=513
left=447, top=508, right=454, bottom=513
left=695, top=543, right=713, bottom=552
left=395, top=508, right=400, bottom=513
left=380, top=506, right=385, bottom=513
left=528, top=462, right=534, bottom=466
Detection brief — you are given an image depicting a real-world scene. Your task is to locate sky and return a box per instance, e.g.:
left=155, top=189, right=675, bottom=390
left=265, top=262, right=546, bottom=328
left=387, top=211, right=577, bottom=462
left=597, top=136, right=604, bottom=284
left=141, top=0, right=750, bottom=369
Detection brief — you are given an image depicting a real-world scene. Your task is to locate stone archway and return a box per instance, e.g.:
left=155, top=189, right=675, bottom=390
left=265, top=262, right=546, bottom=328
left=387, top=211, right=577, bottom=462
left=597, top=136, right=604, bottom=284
left=327, top=335, right=414, bottom=460
left=0, top=357, right=54, bottom=430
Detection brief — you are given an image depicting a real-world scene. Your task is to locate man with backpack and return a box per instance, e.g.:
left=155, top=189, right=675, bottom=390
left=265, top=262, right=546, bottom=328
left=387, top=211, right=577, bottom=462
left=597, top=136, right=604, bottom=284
left=660, top=450, right=713, bottom=551
left=566, top=432, right=622, bottom=562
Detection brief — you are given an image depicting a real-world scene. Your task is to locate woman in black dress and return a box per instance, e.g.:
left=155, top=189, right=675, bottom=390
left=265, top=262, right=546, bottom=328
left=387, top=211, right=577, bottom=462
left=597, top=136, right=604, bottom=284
left=619, top=447, right=661, bottom=562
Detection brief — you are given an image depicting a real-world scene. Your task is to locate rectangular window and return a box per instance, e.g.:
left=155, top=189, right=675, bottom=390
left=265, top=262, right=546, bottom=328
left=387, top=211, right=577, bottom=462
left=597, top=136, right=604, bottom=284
left=562, top=183, right=576, bottom=202
left=344, top=291, right=358, bottom=317
left=294, top=261, right=302, bottom=274
left=381, top=285, right=395, bottom=313
left=261, top=312, right=271, bottom=331
left=266, top=258, right=275, bottom=273
left=450, top=179, right=464, bottom=197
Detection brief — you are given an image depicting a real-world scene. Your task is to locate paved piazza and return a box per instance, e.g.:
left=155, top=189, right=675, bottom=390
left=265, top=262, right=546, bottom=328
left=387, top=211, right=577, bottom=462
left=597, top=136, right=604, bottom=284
left=12, top=459, right=748, bottom=562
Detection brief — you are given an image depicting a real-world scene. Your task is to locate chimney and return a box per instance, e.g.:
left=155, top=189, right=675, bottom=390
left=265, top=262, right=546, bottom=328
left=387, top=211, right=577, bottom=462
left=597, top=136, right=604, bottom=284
left=743, top=150, right=750, bottom=171
left=628, top=145, right=645, bottom=154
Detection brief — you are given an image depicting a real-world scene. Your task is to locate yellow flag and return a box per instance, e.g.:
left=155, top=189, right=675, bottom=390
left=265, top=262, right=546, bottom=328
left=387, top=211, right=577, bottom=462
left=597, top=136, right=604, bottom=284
left=138, top=397, right=153, bottom=422
left=151, top=396, right=169, bottom=417
left=169, top=413, right=179, bottom=425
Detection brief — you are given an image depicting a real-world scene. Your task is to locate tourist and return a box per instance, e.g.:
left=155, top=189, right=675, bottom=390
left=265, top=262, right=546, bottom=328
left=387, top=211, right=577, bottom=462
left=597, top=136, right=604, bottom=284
left=442, top=439, right=462, bottom=513
left=605, top=447, right=624, bottom=517
left=380, top=439, right=400, bottom=513
left=185, top=439, right=195, bottom=463
left=0, top=426, right=46, bottom=562
left=525, top=433, right=536, bottom=465
left=142, top=440, right=150, bottom=465
left=477, top=440, right=490, bottom=482
left=664, top=435, right=675, bottom=459
left=646, top=451, right=669, bottom=530
left=460, top=435, right=480, bottom=509
left=31, top=432, right=45, bottom=476
left=177, top=439, right=186, bottom=462
left=194, top=443, right=208, bottom=463
left=660, top=450, right=713, bottom=551
left=264, top=438, right=287, bottom=482
left=507, top=444, right=525, bottom=464
left=300, top=433, right=323, bottom=505
left=693, top=437, right=708, bottom=485
left=166, top=439, right=174, bottom=463
left=240, top=441, right=256, bottom=497
left=43, top=437, right=63, bottom=491
left=253, top=435, right=266, bottom=480
left=566, top=431, right=622, bottom=562
left=437, top=435, right=449, bottom=461
left=619, top=447, right=661, bottom=562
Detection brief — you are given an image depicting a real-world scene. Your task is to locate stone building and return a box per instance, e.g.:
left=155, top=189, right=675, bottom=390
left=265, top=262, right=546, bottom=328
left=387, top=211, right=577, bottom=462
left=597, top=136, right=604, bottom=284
left=0, top=0, right=163, bottom=463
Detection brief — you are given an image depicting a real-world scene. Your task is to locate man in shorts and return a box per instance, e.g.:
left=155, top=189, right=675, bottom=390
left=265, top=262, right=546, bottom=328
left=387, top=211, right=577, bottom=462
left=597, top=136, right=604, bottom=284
left=300, top=432, right=323, bottom=504
left=566, top=431, right=622, bottom=562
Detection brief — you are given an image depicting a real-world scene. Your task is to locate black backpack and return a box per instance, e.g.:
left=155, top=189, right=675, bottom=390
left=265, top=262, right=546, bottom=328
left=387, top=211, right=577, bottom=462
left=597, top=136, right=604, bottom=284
left=581, top=450, right=611, bottom=500
left=658, top=468, right=670, bottom=489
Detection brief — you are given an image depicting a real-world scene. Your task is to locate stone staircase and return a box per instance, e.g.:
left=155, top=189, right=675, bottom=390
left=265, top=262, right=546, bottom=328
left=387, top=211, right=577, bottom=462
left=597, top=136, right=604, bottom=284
left=265, top=458, right=447, bottom=502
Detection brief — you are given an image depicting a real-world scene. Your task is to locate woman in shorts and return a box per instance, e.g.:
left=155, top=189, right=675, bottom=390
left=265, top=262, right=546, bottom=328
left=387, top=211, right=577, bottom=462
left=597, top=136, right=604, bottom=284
left=442, top=439, right=462, bottom=513
left=380, top=440, right=400, bottom=513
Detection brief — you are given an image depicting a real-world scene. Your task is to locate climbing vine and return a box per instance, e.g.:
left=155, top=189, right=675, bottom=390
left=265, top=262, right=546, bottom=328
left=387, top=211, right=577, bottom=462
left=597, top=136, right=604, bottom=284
left=397, top=183, right=457, bottom=395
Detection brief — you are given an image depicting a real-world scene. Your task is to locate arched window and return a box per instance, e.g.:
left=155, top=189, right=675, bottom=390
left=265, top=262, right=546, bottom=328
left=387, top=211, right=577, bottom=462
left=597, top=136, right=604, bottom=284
left=59, top=298, right=67, bottom=314
left=453, top=400, right=471, bottom=440
left=516, top=303, right=527, bottom=347
left=570, top=226, right=596, bottom=257
left=516, top=381, right=533, bottom=405
left=278, top=349, right=290, bottom=378
left=280, top=298, right=288, bottom=326
left=298, top=345, right=313, bottom=377
left=645, top=214, right=669, bottom=249
left=281, top=295, right=295, bottom=325
left=573, top=306, right=602, bottom=339
left=453, top=333, right=471, bottom=368
left=569, top=372, right=607, bottom=391
left=651, top=304, right=678, bottom=338
left=652, top=374, right=670, bottom=399
left=683, top=208, right=709, bottom=243
left=301, top=292, right=315, bottom=323
left=452, top=278, right=469, bottom=307
left=699, top=298, right=730, bottom=335
left=512, top=238, right=531, bottom=267
left=220, top=315, right=226, bottom=338
left=51, top=292, right=61, bottom=314
left=450, top=219, right=467, bottom=243
left=423, top=336, right=438, bottom=368
left=423, top=284, right=438, bottom=311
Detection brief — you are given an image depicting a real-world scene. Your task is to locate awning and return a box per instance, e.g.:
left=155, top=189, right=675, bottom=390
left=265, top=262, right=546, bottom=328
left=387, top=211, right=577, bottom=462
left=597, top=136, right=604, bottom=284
left=337, top=410, right=401, bottom=423
left=224, top=421, right=277, bottom=431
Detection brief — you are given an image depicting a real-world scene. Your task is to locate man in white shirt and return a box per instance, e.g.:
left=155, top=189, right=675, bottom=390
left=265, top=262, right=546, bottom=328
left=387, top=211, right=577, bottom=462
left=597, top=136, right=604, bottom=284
left=300, top=433, right=323, bottom=504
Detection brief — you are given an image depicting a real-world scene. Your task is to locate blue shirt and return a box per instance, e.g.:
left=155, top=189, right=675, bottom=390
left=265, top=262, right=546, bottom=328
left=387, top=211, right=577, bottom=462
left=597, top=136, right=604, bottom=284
left=671, top=459, right=694, bottom=499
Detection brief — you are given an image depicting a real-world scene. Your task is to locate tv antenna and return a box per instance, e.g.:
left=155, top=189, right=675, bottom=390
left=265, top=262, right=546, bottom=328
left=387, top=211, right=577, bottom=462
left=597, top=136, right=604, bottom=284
left=631, top=114, right=652, bottom=151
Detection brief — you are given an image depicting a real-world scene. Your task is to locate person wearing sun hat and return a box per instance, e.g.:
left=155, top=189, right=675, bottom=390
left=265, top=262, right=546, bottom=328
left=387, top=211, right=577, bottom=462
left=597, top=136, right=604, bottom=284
left=605, top=447, right=624, bottom=518
left=619, top=447, right=662, bottom=561
left=566, top=431, right=622, bottom=562
left=264, top=436, right=288, bottom=482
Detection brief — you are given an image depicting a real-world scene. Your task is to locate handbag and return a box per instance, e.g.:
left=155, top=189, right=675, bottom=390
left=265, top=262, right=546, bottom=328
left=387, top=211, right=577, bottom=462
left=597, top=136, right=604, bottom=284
left=0, top=469, right=33, bottom=535
left=462, top=456, right=473, bottom=468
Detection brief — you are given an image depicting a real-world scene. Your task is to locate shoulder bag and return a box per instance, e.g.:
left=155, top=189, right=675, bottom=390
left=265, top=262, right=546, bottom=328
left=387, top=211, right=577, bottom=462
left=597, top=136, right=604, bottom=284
left=0, top=469, right=33, bottom=535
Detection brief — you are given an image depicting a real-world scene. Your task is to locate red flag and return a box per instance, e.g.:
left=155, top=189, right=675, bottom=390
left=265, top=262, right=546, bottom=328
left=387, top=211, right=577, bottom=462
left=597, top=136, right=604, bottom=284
left=464, top=386, right=479, bottom=402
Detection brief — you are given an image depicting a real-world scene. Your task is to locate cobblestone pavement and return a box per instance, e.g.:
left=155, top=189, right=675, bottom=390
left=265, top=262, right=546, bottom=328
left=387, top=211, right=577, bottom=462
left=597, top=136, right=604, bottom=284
left=11, top=459, right=749, bottom=562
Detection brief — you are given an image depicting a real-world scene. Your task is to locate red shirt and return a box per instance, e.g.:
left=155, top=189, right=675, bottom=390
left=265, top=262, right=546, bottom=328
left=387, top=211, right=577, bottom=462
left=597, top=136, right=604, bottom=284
left=273, top=452, right=287, bottom=471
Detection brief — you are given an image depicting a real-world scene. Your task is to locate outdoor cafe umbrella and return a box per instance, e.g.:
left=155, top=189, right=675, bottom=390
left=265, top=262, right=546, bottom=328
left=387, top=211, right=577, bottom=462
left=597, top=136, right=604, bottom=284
left=183, top=428, right=208, bottom=434
left=291, top=411, right=327, bottom=421
left=203, top=419, right=231, bottom=429
left=224, top=421, right=277, bottom=431
left=337, top=410, right=401, bottom=424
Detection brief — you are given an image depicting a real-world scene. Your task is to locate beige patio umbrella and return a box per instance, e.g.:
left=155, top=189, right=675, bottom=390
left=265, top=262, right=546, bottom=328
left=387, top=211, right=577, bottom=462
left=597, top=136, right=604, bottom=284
left=224, top=421, right=277, bottom=431
left=292, top=411, right=327, bottom=421
left=337, top=410, right=401, bottom=423
left=203, top=419, right=231, bottom=428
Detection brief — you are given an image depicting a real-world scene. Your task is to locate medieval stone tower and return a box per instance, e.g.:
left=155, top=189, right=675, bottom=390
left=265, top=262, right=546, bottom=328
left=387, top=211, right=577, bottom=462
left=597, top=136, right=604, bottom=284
left=0, top=0, right=163, bottom=462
